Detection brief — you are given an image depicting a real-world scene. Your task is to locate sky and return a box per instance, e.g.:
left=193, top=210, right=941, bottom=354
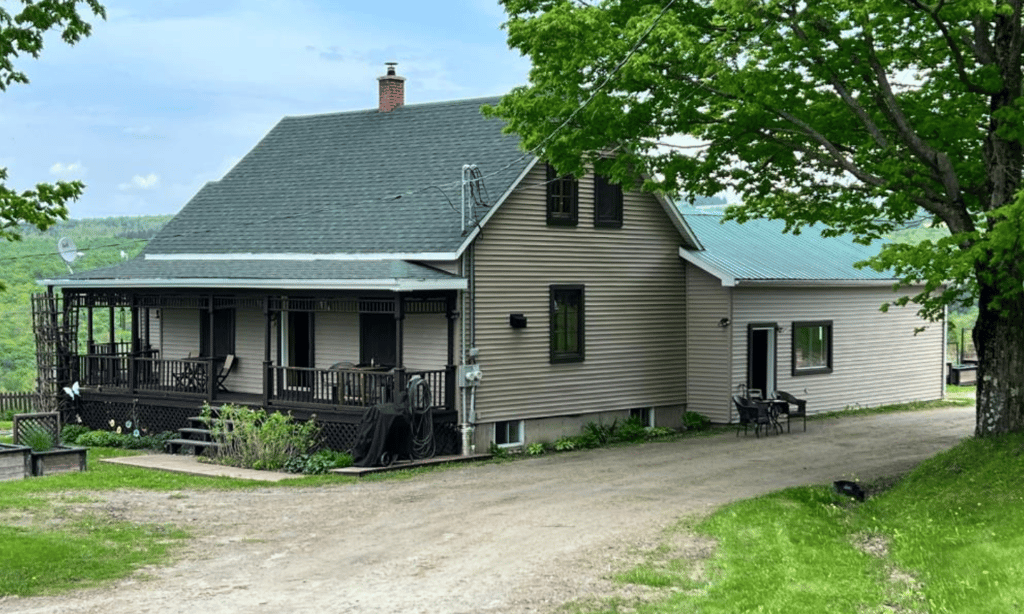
left=1, top=0, right=532, bottom=220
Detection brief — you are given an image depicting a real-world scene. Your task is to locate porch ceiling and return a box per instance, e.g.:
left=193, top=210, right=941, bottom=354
left=39, top=258, right=466, bottom=291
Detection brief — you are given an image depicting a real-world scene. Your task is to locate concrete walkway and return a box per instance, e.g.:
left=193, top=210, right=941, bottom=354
left=100, top=454, right=306, bottom=482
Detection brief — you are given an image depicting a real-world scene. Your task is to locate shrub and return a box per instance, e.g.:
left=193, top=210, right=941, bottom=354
left=526, top=442, right=546, bottom=456
left=284, top=449, right=353, bottom=474
left=72, top=429, right=174, bottom=450
left=683, top=411, right=711, bottom=431
left=554, top=436, right=577, bottom=452
left=74, top=429, right=124, bottom=447
left=60, top=424, right=90, bottom=445
left=614, top=416, right=648, bottom=443
left=645, top=426, right=676, bottom=439
left=583, top=420, right=615, bottom=445
left=205, top=404, right=319, bottom=471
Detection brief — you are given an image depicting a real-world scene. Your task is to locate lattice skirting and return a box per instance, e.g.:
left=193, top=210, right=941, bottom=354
left=76, top=399, right=460, bottom=455
left=76, top=399, right=196, bottom=436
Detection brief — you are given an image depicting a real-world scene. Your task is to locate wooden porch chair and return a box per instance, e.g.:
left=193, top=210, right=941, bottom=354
left=215, top=354, right=237, bottom=392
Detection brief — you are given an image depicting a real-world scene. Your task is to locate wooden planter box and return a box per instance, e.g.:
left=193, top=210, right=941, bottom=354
left=30, top=446, right=87, bottom=477
left=0, top=443, right=32, bottom=481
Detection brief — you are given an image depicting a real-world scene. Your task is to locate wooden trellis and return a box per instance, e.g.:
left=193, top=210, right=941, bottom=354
left=31, top=293, right=79, bottom=418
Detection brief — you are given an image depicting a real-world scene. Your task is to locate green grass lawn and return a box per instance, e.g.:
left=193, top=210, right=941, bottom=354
left=0, top=394, right=998, bottom=606
left=593, top=431, right=1024, bottom=614
left=0, top=446, right=349, bottom=596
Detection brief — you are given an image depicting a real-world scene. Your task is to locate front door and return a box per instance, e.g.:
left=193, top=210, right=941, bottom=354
left=360, top=313, right=396, bottom=367
left=282, top=311, right=314, bottom=388
left=747, top=324, right=777, bottom=397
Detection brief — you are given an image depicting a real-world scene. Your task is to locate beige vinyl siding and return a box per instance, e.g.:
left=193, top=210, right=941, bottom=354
left=730, top=285, right=944, bottom=414
left=402, top=313, right=449, bottom=370
left=229, top=306, right=264, bottom=394
left=472, top=165, right=687, bottom=423
left=685, top=265, right=734, bottom=423
left=146, top=308, right=161, bottom=350
left=159, top=308, right=200, bottom=359
left=315, top=311, right=359, bottom=368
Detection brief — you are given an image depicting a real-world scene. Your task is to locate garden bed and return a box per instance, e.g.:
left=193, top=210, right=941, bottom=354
left=30, top=445, right=87, bottom=477
left=0, top=443, right=31, bottom=481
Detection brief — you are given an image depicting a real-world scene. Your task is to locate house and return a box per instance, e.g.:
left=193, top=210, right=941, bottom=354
left=38, top=66, right=944, bottom=454
left=680, top=212, right=946, bottom=423
left=37, top=65, right=702, bottom=454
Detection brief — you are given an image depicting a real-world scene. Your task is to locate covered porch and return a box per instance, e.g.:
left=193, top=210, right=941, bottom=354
left=59, top=289, right=460, bottom=417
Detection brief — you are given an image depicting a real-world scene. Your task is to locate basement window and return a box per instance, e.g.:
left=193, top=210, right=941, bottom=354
left=494, top=420, right=523, bottom=447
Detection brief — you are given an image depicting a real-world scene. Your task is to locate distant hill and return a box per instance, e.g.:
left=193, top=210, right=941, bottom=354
left=0, top=215, right=172, bottom=391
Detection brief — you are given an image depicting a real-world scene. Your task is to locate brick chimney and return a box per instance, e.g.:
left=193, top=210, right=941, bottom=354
left=377, top=62, right=405, bottom=112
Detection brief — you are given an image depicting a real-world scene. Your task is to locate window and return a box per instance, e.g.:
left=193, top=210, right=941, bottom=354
left=494, top=420, right=523, bottom=447
left=630, top=407, right=654, bottom=427
left=546, top=163, right=578, bottom=226
left=593, top=173, right=623, bottom=228
left=792, top=321, right=832, bottom=376
left=550, top=285, right=585, bottom=363
left=199, top=309, right=235, bottom=357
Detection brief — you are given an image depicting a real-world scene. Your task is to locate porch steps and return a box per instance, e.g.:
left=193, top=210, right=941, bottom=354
left=164, top=416, right=226, bottom=456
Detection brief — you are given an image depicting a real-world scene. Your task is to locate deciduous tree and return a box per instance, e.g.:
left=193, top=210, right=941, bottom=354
left=0, top=0, right=106, bottom=241
left=492, top=0, right=1024, bottom=436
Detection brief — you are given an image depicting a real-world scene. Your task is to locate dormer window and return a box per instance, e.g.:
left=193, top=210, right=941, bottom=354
left=546, top=163, right=578, bottom=226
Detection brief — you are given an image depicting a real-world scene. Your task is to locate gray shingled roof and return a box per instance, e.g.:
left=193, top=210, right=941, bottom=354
left=681, top=212, right=895, bottom=283
left=143, top=96, right=530, bottom=257
left=52, top=258, right=462, bottom=290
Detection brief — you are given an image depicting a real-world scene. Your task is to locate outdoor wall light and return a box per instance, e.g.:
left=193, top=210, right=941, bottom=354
left=510, top=313, right=528, bottom=328
left=718, top=317, right=731, bottom=328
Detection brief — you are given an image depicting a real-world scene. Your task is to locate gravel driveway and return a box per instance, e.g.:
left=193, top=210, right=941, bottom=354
left=2, top=406, right=973, bottom=614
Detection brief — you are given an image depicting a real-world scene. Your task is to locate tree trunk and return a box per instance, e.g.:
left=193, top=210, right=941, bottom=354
left=973, top=282, right=1024, bottom=435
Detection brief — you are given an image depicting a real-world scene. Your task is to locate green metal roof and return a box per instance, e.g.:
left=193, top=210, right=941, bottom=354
left=142, top=96, right=531, bottom=257
left=680, top=212, right=895, bottom=284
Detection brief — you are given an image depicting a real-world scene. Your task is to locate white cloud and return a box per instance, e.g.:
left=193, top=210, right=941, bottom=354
left=49, top=161, right=86, bottom=178
left=119, top=173, right=160, bottom=190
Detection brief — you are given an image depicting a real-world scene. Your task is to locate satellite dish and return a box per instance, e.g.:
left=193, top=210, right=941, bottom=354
left=57, top=237, right=79, bottom=273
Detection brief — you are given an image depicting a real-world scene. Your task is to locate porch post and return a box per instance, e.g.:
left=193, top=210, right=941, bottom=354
left=446, top=292, right=458, bottom=411
left=129, top=294, right=139, bottom=393
left=108, top=303, right=115, bottom=349
left=263, top=296, right=272, bottom=407
left=205, top=296, right=215, bottom=402
left=393, top=294, right=406, bottom=395
left=87, top=304, right=94, bottom=354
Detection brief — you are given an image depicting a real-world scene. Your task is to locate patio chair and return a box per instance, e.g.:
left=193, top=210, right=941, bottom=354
left=774, top=390, right=807, bottom=432
left=214, top=354, right=237, bottom=392
left=732, top=395, right=774, bottom=438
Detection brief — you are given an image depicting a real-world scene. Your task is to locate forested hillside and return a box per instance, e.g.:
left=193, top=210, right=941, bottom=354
left=0, top=216, right=171, bottom=391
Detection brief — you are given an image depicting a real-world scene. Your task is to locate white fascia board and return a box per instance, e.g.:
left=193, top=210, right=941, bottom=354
left=456, top=156, right=540, bottom=257
left=144, top=252, right=459, bottom=261
left=657, top=193, right=704, bottom=250
left=733, top=278, right=900, bottom=288
left=678, top=247, right=736, bottom=286
left=37, top=278, right=468, bottom=291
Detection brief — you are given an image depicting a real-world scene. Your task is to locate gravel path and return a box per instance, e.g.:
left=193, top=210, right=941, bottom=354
left=1, top=406, right=974, bottom=614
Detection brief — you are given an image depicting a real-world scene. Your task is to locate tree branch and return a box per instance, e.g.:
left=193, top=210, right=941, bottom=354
left=901, top=0, right=992, bottom=95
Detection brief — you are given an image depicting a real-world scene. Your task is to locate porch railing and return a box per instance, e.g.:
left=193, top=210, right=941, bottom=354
left=266, top=365, right=454, bottom=411
left=74, top=351, right=210, bottom=397
left=70, top=352, right=455, bottom=411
